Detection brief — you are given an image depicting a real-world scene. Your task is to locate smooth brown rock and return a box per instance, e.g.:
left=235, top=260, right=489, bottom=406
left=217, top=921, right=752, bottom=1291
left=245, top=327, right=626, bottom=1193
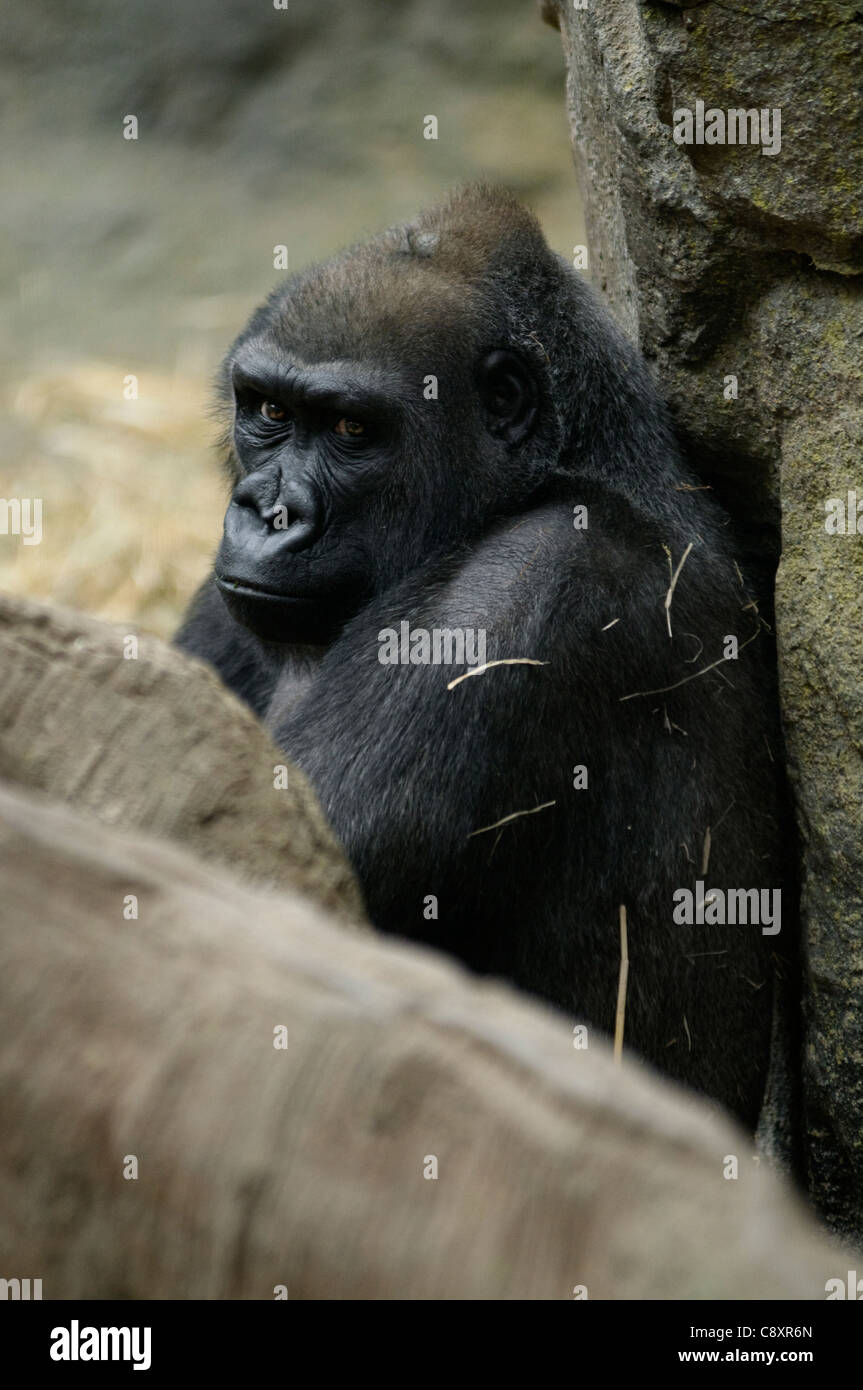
left=0, top=779, right=843, bottom=1299
left=0, top=591, right=365, bottom=925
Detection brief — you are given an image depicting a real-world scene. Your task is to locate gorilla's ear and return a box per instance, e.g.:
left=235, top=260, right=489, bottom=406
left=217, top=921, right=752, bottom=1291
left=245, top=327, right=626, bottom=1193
left=476, top=350, right=539, bottom=445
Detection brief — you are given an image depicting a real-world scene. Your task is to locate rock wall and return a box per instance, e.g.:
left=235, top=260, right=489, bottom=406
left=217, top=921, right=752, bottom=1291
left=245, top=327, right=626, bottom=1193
left=543, top=0, right=863, bottom=1239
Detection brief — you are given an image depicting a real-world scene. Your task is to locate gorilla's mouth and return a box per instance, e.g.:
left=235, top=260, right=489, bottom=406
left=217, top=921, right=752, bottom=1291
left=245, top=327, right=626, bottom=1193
left=215, top=572, right=353, bottom=644
left=215, top=574, right=317, bottom=607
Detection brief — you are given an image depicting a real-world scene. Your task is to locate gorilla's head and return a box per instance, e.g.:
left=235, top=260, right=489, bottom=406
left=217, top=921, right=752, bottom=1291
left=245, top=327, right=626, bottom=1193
left=214, top=185, right=672, bottom=642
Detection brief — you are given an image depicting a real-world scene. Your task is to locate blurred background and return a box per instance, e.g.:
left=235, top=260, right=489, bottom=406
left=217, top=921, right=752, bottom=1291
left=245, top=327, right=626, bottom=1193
left=0, top=0, right=584, bottom=636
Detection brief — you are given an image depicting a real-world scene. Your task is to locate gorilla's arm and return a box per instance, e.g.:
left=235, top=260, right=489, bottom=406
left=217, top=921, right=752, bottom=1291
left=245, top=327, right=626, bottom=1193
left=265, top=495, right=779, bottom=1124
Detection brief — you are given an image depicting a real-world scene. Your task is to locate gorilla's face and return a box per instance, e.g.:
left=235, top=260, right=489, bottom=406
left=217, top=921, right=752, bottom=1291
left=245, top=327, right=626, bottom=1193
left=215, top=326, right=539, bottom=645
left=216, top=347, right=400, bottom=642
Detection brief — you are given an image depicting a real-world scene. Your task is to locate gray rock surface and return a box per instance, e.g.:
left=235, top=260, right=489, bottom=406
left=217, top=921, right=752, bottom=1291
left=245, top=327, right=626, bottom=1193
left=544, top=0, right=863, bottom=1240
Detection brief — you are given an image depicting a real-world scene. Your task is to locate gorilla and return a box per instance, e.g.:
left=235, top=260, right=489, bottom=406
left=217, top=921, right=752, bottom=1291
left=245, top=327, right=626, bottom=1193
left=177, top=185, right=793, bottom=1128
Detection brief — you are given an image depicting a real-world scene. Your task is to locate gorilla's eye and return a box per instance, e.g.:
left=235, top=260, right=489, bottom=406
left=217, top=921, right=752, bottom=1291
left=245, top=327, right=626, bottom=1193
left=334, top=418, right=366, bottom=438
left=260, top=401, right=287, bottom=422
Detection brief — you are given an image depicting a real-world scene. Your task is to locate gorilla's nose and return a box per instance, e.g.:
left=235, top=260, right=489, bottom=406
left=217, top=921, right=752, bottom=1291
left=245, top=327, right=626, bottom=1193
left=232, top=470, right=321, bottom=554
left=261, top=500, right=320, bottom=553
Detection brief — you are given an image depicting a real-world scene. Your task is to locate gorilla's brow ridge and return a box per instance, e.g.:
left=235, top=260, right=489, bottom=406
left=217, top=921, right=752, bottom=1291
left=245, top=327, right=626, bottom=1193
left=230, top=348, right=406, bottom=415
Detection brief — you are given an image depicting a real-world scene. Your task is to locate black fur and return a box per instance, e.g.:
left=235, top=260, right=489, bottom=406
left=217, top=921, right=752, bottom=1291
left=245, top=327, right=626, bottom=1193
left=177, top=186, right=793, bottom=1127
